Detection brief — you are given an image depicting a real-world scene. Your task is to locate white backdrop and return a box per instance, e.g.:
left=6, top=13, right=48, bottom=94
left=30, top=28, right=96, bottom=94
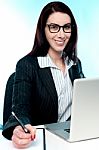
left=0, top=0, right=99, bottom=124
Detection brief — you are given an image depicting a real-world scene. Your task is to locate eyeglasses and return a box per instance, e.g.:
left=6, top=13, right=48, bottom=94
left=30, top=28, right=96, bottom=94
left=46, top=23, right=72, bottom=33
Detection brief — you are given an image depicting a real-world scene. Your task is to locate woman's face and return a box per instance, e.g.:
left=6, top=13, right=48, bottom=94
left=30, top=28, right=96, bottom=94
left=45, top=12, right=71, bottom=55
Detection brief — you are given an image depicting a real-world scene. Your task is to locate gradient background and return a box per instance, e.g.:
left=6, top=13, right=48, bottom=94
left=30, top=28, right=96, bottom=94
left=0, top=0, right=99, bottom=123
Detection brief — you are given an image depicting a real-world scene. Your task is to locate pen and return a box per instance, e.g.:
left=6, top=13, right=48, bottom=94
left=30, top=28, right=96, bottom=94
left=12, top=111, right=30, bottom=133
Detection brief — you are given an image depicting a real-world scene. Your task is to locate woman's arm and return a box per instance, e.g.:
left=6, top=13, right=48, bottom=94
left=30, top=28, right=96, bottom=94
left=2, top=55, right=36, bottom=140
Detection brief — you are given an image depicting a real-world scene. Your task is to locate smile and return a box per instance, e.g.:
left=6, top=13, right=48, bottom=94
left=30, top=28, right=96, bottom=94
left=55, top=40, right=65, bottom=45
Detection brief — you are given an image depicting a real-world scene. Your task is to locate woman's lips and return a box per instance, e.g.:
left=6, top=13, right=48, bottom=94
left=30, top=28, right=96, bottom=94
left=55, top=40, right=65, bottom=46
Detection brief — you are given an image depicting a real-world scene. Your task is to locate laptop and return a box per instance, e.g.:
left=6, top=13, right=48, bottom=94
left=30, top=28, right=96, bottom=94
left=45, top=78, right=99, bottom=142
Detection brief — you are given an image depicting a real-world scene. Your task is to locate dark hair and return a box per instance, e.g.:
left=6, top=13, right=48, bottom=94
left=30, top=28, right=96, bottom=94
left=30, top=1, right=78, bottom=62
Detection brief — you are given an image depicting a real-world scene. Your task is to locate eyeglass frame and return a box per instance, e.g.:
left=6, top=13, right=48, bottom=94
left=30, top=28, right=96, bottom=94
left=46, top=23, right=73, bottom=33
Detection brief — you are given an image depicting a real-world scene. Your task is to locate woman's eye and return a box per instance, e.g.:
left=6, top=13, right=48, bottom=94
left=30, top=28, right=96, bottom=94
left=64, top=25, right=71, bottom=29
left=51, top=25, right=58, bottom=29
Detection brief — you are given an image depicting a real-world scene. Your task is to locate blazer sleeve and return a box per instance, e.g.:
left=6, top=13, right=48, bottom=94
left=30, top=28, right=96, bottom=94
left=2, top=56, right=36, bottom=140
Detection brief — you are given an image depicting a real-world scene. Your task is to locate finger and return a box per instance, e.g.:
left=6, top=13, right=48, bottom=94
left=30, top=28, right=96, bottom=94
left=12, top=134, right=32, bottom=149
left=13, top=125, right=31, bottom=139
left=25, top=124, right=36, bottom=140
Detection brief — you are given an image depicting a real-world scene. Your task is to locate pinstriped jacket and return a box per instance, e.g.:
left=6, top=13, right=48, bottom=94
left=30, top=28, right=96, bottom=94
left=2, top=54, right=85, bottom=140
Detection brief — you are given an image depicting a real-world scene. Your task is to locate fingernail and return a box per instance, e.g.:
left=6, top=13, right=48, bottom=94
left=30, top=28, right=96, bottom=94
left=31, top=134, right=36, bottom=141
left=31, top=136, right=34, bottom=141
left=34, top=134, right=36, bottom=139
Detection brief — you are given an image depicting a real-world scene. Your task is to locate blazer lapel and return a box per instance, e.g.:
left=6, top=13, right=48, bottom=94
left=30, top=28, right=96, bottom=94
left=38, top=67, right=58, bottom=106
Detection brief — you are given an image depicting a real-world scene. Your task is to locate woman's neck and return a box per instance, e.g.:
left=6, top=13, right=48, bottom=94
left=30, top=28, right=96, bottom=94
left=48, top=50, right=66, bottom=73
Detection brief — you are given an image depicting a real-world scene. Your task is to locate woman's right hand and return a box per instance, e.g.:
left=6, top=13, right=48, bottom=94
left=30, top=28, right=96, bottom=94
left=11, top=124, right=36, bottom=149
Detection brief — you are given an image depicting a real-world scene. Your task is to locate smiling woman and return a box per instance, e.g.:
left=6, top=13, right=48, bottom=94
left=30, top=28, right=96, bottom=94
left=2, top=1, right=85, bottom=148
left=1, top=0, right=99, bottom=149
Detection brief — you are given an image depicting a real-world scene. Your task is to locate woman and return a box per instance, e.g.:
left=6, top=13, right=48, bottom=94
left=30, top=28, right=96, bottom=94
left=2, top=1, right=85, bottom=148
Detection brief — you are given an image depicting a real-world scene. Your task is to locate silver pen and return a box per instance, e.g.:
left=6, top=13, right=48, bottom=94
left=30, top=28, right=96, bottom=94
left=12, top=111, right=30, bottom=133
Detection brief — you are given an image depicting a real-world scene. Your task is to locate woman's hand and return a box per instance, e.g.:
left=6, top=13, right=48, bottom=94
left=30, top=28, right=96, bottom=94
left=12, top=124, right=36, bottom=149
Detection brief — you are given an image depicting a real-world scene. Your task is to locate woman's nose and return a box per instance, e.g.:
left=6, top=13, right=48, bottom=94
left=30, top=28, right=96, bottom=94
left=57, top=28, right=65, bottom=38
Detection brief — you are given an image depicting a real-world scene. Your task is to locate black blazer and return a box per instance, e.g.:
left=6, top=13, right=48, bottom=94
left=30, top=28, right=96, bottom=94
left=2, top=54, right=85, bottom=140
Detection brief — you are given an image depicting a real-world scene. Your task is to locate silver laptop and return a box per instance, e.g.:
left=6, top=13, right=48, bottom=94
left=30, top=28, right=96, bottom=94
left=45, top=78, right=99, bottom=142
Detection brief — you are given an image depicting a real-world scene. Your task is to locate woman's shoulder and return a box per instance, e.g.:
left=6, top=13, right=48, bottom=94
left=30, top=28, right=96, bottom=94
left=16, top=54, right=38, bottom=67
